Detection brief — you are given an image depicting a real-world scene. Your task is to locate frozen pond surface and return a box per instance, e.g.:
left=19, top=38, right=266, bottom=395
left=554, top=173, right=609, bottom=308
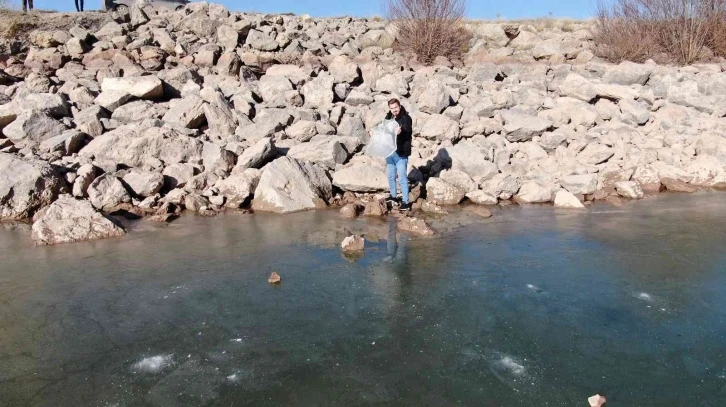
left=1, top=193, right=725, bottom=406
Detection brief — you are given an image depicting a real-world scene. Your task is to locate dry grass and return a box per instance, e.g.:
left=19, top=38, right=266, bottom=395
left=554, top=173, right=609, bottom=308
left=468, top=17, right=590, bottom=32
left=594, top=0, right=726, bottom=65
left=385, top=0, right=472, bottom=64
left=0, top=8, right=106, bottom=39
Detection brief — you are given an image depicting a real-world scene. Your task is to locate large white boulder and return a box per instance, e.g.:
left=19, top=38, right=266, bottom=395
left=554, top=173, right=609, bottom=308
left=251, top=157, right=332, bottom=214
left=31, top=196, right=125, bottom=245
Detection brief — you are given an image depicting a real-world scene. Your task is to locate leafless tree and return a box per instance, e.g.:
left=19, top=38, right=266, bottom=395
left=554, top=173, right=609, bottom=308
left=385, top=0, right=471, bottom=64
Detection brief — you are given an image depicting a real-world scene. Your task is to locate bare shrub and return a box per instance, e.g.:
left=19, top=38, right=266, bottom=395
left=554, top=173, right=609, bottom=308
left=595, top=0, right=726, bottom=64
left=385, top=0, right=472, bottom=64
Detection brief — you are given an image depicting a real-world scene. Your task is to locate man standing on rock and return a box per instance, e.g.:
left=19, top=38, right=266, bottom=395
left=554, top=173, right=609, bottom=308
left=382, top=98, right=413, bottom=211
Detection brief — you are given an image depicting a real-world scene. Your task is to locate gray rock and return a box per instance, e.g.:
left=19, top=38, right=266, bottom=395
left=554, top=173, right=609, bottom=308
left=287, top=137, right=348, bottom=168
left=466, top=63, right=503, bottom=82
left=332, top=163, right=388, bottom=192
left=302, top=72, right=335, bottom=108
left=465, top=190, right=498, bottom=205
left=603, top=61, right=653, bottom=86
left=286, top=120, right=317, bottom=141
left=481, top=174, right=520, bottom=200
left=328, top=56, right=360, bottom=83
left=553, top=190, right=585, bottom=209
left=203, top=103, right=236, bottom=137
left=578, top=142, right=614, bottom=165
left=111, top=100, right=163, bottom=123
left=558, top=73, right=596, bottom=102
left=216, top=25, right=239, bottom=50
left=618, top=99, right=650, bottom=125
left=184, top=192, right=211, bottom=213
left=337, top=115, right=367, bottom=139
left=162, top=95, right=206, bottom=128
left=39, top=130, right=86, bottom=155
left=122, top=170, right=164, bottom=197
left=80, top=126, right=203, bottom=169
left=441, top=141, right=498, bottom=182
left=246, top=29, right=279, bottom=51
left=251, top=157, right=332, bottom=214
left=87, top=174, right=131, bottom=211
left=615, top=181, right=644, bottom=199
left=264, top=64, right=308, bottom=87
left=72, top=164, right=98, bottom=198
left=233, top=138, right=276, bottom=171
left=560, top=173, right=598, bottom=195
left=345, top=88, right=374, bottom=106
left=515, top=180, right=553, bottom=203
left=214, top=169, right=260, bottom=208
left=202, top=142, right=235, bottom=175
left=374, top=73, right=409, bottom=95
left=475, top=24, right=509, bottom=48
left=419, top=114, right=460, bottom=141
left=162, top=163, right=196, bottom=189
left=31, top=195, right=125, bottom=245
left=259, top=75, right=294, bottom=107
left=101, top=76, right=164, bottom=99
left=417, top=80, right=450, bottom=114
left=94, top=90, right=133, bottom=112
left=426, top=177, right=466, bottom=205
left=0, top=153, right=65, bottom=220
left=16, top=93, right=70, bottom=118
left=3, top=110, right=67, bottom=146
left=501, top=110, right=553, bottom=142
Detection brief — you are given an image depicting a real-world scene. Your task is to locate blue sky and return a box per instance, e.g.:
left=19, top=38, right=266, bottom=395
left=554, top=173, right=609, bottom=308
left=16, top=0, right=596, bottom=19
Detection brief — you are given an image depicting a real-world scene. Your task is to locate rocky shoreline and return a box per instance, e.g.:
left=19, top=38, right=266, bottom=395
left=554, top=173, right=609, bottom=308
left=1, top=3, right=725, bottom=245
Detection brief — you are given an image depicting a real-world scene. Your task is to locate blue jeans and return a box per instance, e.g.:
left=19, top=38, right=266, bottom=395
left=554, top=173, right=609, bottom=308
left=386, top=152, right=409, bottom=204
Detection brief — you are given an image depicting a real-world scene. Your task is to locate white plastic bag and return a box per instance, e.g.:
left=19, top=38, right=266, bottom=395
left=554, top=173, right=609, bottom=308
left=365, top=119, right=399, bottom=157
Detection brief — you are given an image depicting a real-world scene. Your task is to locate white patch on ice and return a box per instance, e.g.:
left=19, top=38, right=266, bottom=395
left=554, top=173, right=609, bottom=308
left=527, top=284, right=543, bottom=293
left=636, top=292, right=653, bottom=302
left=132, top=355, right=173, bottom=373
left=227, top=373, right=239, bottom=382
left=498, top=356, right=526, bottom=376
left=230, top=338, right=243, bottom=343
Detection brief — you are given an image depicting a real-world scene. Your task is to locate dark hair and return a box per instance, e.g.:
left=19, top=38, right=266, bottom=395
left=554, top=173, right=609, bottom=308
left=388, top=98, right=401, bottom=107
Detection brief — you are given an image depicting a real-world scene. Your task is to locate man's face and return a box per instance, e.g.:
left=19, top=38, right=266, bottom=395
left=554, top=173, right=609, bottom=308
left=389, top=103, right=401, bottom=117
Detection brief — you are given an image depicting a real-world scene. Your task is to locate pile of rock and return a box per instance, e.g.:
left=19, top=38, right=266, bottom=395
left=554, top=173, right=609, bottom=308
left=1, top=2, right=725, bottom=244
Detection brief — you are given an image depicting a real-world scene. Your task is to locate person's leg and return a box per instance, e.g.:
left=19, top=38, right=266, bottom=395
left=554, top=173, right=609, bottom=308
left=386, top=154, right=398, bottom=200
left=81, top=0, right=84, bottom=11
left=22, top=0, right=27, bottom=12
left=28, top=0, right=33, bottom=10
left=75, top=0, right=79, bottom=12
left=396, top=157, right=409, bottom=204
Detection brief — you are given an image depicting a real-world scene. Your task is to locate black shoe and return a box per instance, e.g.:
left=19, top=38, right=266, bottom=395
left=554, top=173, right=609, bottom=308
left=385, top=195, right=399, bottom=205
left=400, top=202, right=412, bottom=211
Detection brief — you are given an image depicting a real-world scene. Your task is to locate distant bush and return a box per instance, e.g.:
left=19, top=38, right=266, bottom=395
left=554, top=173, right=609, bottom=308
left=595, top=0, right=726, bottom=65
left=384, top=0, right=472, bottom=64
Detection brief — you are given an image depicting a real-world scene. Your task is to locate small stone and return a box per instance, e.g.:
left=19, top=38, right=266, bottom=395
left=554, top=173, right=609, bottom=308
left=615, top=181, right=644, bottom=199
left=661, top=177, right=698, bottom=193
left=588, top=394, right=606, bottom=407
left=363, top=198, right=388, bottom=217
left=268, top=272, right=281, bottom=284
left=340, top=203, right=359, bottom=218
left=341, top=235, right=365, bottom=252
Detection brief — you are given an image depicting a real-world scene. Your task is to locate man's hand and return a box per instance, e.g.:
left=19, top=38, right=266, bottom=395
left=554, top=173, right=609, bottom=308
left=368, top=130, right=373, bottom=137
left=396, top=127, right=401, bottom=135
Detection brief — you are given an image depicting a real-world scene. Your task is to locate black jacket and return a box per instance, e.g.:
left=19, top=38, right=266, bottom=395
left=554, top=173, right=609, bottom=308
left=385, top=107, right=413, bottom=158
